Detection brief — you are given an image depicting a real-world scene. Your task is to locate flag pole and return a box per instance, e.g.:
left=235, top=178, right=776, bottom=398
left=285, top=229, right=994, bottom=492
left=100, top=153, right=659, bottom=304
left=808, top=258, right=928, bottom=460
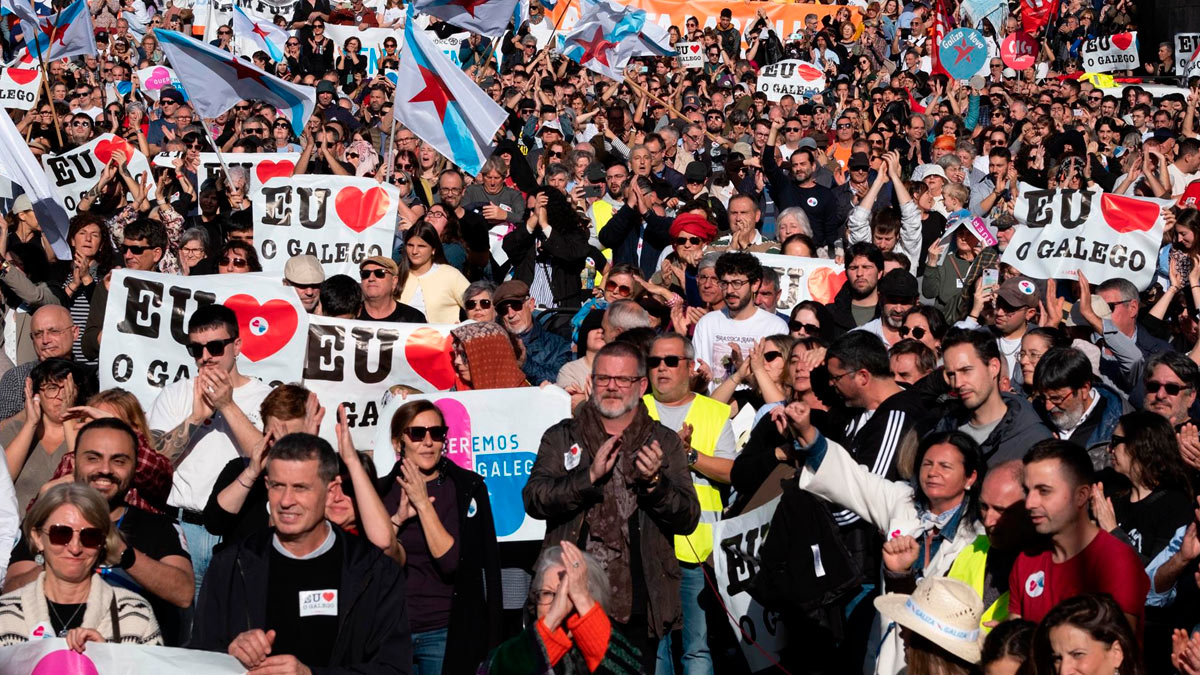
left=625, top=77, right=725, bottom=146
left=516, top=0, right=575, bottom=94
left=31, top=19, right=66, bottom=147
left=199, top=118, right=233, bottom=185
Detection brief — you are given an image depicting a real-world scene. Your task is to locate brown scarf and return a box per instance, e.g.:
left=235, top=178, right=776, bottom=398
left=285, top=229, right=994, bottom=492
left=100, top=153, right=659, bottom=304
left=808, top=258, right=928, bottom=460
left=574, top=399, right=658, bottom=623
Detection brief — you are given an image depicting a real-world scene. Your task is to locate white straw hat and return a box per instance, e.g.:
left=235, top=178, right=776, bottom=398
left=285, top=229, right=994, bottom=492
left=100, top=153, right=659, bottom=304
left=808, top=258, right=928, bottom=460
left=874, top=577, right=984, bottom=664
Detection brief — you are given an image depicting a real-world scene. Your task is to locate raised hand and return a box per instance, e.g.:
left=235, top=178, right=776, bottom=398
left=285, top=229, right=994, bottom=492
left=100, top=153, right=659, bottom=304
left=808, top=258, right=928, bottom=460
left=882, top=534, right=919, bottom=573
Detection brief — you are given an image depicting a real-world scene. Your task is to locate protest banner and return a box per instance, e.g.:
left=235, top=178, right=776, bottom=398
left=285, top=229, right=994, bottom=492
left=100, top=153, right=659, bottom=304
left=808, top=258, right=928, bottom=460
left=939, top=27, right=988, bottom=80
left=303, top=315, right=458, bottom=447
left=1080, top=32, right=1139, bottom=72
left=252, top=174, right=398, bottom=276
left=750, top=253, right=845, bottom=312
left=135, top=65, right=179, bottom=100
left=323, top=24, right=408, bottom=76
left=1176, top=33, right=1200, bottom=77
left=1000, top=31, right=1037, bottom=70
left=41, top=133, right=155, bottom=215
left=371, top=386, right=570, bottom=542
left=198, top=151, right=297, bottom=191
left=0, top=639, right=242, bottom=674
left=0, top=67, right=41, bottom=111
left=713, top=495, right=786, bottom=673
left=1002, top=185, right=1170, bottom=291
left=756, top=60, right=825, bottom=102
left=960, top=0, right=1006, bottom=31
left=676, top=41, right=702, bottom=68
left=99, top=269, right=309, bottom=409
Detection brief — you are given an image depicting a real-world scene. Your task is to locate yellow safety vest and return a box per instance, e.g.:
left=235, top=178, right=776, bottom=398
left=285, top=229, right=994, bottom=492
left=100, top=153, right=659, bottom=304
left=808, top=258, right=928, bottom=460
left=589, top=200, right=615, bottom=285
left=643, top=394, right=731, bottom=563
left=947, top=534, right=1009, bottom=631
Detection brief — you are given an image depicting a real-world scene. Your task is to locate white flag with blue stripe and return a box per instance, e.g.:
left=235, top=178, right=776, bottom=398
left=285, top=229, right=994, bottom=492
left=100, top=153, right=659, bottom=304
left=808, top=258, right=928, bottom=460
left=394, top=5, right=506, bottom=176
left=232, top=6, right=288, bottom=63
left=559, top=0, right=673, bottom=80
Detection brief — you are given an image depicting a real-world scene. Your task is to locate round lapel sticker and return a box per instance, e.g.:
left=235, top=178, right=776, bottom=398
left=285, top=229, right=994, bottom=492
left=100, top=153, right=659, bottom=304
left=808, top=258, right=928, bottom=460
left=1025, top=570, right=1045, bottom=598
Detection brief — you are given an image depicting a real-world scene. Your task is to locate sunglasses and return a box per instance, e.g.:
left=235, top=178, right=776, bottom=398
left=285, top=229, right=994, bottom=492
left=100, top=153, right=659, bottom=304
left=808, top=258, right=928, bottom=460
left=69, top=121, right=91, bottom=127
left=785, top=126, right=802, bottom=132
left=121, top=244, right=153, bottom=255
left=837, top=123, right=852, bottom=129
left=647, top=355, right=686, bottom=368
left=465, top=298, right=492, bottom=310
left=1109, top=433, right=1126, bottom=447
left=898, top=325, right=927, bottom=340
left=220, top=255, right=249, bottom=268
left=605, top=280, right=632, bottom=297
left=360, top=268, right=390, bottom=280
left=1146, top=381, right=1189, bottom=396
left=674, top=236, right=703, bottom=247
left=763, top=351, right=783, bottom=362
left=42, top=524, right=105, bottom=548
left=404, top=425, right=448, bottom=442
left=497, top=298, right=526, bottom=315
left=346, top=152, right=359, bottom=159
left=185, top=337, right=236, bottom=359
left=244, top=127, right=265, bottom=135
left=789, top=320, right=819, bottom=334
left=274, top=122, right=291, bottom=130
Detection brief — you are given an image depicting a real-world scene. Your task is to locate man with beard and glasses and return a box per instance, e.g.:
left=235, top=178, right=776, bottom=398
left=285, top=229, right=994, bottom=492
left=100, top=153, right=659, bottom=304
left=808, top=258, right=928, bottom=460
left=524, top=341, right=699, bottom=672
left=690, top=252, right=788, bottom=386
left=762, top=124, right=839, bottom=249
left=853, top=269, right=918, bottom=347
left=829, top=242, right=884, bottom=337
left=1032, top=347, right=1126, bottom=466
left=3, top=418, right=194, bottom=644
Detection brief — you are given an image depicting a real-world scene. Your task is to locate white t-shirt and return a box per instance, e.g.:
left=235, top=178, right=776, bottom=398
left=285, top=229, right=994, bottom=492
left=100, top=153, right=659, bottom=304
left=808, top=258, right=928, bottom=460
left=692, top=307, right=789, bottom=382
left=998, top=334, right=1022, bottom=382
left=1168, top=163, right=1196, bottom=197
left=149, top=375, right=273, bottom=512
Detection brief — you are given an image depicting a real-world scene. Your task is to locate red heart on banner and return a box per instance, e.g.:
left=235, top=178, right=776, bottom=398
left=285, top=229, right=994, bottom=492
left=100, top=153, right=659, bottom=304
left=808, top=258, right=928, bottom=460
left=223, top=294, right=298, bottom=361
left=689, top=44, right=700, bottom=53
left=322, top=591, right=335, bottom=602
left=7, top=68, right=37, bottom=85
left=334, top=186, right=391, bottom=233
left=404, top=327, right=455, bottom=390
left=806, top=267, right=846, bottom=305
left=1100, top=193, right=1159, bottom=233
left=795, top=63, right=824, bottom=80
left=256, top=160, right=294, bottom=184
left=94, top=137, right=133, bottom=166
left=1111, top=33, right=1133, bottom=50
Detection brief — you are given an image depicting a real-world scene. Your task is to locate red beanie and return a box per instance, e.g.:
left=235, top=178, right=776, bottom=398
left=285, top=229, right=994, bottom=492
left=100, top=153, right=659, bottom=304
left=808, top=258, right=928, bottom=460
left=669, top=213, right=718, bottom=242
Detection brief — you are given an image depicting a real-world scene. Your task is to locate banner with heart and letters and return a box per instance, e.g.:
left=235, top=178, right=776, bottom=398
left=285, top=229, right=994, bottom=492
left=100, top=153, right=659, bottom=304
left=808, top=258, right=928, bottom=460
left=0, top=67, right=41, bottom=111
left=1002, top=185, right=1170, bottom=290
left=756, top=60, right=825, bottom=102
left=1080, top=32, right=1139, bottom=73
left=676, top=41, right=702, bottom=68
left=252, top=174, right=398, bottom=276
left=42, top=134, right=155, bottom=215
left=302, top=315, right=459, bottom=448
left=199, top=152, right=297, bottom=192
left=371, top=386, right=570, bottom=543
left=99, top=270, right=310, bottom=409
left=134, top=65, right=180, bottom=101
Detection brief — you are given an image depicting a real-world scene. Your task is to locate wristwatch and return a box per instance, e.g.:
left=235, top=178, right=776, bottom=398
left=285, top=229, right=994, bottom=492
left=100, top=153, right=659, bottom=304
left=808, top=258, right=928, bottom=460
left=117, top=546, right=136, bottom=570
left=687, top=447, right=699, bottom=467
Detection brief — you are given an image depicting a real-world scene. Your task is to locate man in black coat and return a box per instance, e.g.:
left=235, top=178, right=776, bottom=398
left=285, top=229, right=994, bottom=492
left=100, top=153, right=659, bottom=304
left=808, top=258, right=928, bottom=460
left=191, top=433, right=411, bottom=674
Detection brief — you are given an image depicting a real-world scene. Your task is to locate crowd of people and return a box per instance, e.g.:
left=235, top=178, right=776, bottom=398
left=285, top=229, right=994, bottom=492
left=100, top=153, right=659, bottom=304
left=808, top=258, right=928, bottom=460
left=1, top=0, right=1200, bottom=673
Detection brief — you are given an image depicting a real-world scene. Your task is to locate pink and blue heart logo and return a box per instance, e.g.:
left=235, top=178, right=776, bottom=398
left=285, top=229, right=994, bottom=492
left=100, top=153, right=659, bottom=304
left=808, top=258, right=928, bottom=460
left=143, top=66, right=173, bottom=90
left=32, top=649, right=99, bottom=675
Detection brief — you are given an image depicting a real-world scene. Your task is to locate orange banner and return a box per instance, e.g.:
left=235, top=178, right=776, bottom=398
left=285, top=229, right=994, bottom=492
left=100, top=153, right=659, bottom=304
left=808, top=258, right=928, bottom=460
left=551, top=1, right=862, bottom=39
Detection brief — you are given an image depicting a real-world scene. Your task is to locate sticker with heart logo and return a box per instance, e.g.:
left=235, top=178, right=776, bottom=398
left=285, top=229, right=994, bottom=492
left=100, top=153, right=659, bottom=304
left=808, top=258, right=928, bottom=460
left=6, top=68, right=38, bottom=85
left=334, top=186, right=391, bottom=233
left=404, top=327, right=455, bottom=390
left=256, top=160, right=294, bottom=184
left=94, top=137, right=134, bottom=166
left=223, top=294, right=299, bottom=361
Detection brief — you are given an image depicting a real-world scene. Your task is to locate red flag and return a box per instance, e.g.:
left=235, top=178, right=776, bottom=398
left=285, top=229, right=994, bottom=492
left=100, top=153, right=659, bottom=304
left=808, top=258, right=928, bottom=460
left=930, top=0, right=951, bottom=77
left=1020, top=0, right=1059, bottom=36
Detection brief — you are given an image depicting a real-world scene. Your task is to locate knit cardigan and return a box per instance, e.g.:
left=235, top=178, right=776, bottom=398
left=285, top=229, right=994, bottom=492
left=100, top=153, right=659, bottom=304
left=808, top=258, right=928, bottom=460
left=0, top=572, right=162, bottom=646
left=399, top=264, right=470, bottom=324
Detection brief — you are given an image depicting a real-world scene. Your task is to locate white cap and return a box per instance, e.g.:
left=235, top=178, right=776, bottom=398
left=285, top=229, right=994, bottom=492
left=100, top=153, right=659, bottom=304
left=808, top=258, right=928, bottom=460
left=912, top=164, right=947, bottom=182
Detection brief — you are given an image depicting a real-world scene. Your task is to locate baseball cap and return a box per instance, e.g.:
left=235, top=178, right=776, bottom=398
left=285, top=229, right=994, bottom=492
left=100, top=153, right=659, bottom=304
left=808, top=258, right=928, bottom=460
left=586, top=162, right=607, bottom=183
left=284, top=255, right=325, bottom=285
left=731, top=142, right=753, bottom=160
left=359, top=255, right=398, bottom=275
left=848, top=152, right=870, bottom=170
left=878, top=269, right=918, bottom=299
left=537, top=119, right=562, bottom=135
left=796, top=103, right=815, bottom=116
left=1067, top=296, right=1112, bottom=327
left=797, top=137, right=818, bottom=150
left=493, top=280, right=530, bottom=305
left=997, top=276, right=1039, bottom=309
left=682, top=95, right=701, bottom=112
left=912, top=164, right=947, bottom=182
left=11, top=194, right=32, bottom=214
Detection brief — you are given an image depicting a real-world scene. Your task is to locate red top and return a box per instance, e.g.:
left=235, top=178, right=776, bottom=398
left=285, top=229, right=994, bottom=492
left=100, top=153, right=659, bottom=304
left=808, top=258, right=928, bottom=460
left=1008, top=529, right=1149, bottom=629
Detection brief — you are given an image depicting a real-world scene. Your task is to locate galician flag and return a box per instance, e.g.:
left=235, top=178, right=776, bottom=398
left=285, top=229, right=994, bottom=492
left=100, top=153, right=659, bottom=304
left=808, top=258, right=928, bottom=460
left=0, top=105, right=70, bottom=260
left=558, top=0, right=673, bottom=81
left=394, top=5, right=506, bottom=176
left=154, top=28, right=316, bottom=136
left=415, top=0, right=518, bottom=38
left=232, top=6, right=288, bottom=63
left=17, top=0, right=96, bottom=61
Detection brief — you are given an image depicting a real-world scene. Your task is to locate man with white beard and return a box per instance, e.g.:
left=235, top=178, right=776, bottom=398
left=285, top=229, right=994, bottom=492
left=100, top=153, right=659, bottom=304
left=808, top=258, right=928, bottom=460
left=1031, top=346, right=1125, bottom=466
left=854, top=270, right=919, bottom=347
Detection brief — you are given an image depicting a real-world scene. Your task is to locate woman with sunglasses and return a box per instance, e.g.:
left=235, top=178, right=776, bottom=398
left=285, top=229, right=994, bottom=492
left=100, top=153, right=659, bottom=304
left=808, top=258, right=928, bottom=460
left=270, top=118, right=302, bottom=152
left=788, top=300, right=831, bottom=342
left=216, top=241, right=261, bottom=274
left=463, top=280, right=498, bottom=322
left=899, top=305, right=948, bottom=358
left=396, top=222, right=469, bottom=323
left=385, top=399, right=503, bottom=675
left=0, top=484, right=161, bottom=650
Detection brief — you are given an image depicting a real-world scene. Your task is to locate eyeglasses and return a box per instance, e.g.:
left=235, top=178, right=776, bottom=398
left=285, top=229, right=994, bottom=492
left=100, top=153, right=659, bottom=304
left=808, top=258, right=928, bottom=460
left=496, top=298, right=527, bottom=315
left=218, top=30, right=232, bottom=35
left=1146, top=381, right=1189, bottom=396
left=69, top=121, right=91, bottom=128
left=785, top=126, right=802, bottom=132
left=220, top=256, right=249, bottom=269
left=836, top=123, right=852, bottom=129
left=346, top=152, right=359, bottom=159
left=605, top=280, right=632, bottom=297
left=1041, top=390, right=1075, bottom=408
left=185, top=337, right=236, bottom=359
left=717, top=279, right=750, bottom=290
left=789, top=320, right=819, bottom=334
left=244, top=127, right=265, bottom=135
left=827, top=370, right=853, bottom=385
left=464, top=298, right=492, bottom=310
left=360, top=268, right=390, bottom=280
left=42, top=525, right=105, bottom=549
left=404, top=425, right=448, bottom=443
left=1106, top=299, right=1132, bottom=312
left=32, top=327, right=71, bottom=340
left=647, top=355, right=687, bottom=368
left=592, top=374, right=643, bottom=388
left=548, top=150, right=563, bottom=158
left=274, top=122, right=291, bottom=130
left=426, top=210, right=447, bottom=220
left=286, top=40, right=299, bottom=46
left=898, top=325, right=927, bottom=340
left=121, top=244, right=153, bottom=255
left=674, top=236, right=703, bottom=247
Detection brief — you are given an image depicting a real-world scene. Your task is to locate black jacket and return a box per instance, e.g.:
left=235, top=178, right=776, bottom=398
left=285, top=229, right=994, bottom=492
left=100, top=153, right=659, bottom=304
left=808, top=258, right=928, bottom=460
left=191, top=527, right=412, bottom=674
left=598, top=204, right=673, bottom=279
left=933, top=392, right=1054, bottom=467
left=503, top=223, right=590, bottom=309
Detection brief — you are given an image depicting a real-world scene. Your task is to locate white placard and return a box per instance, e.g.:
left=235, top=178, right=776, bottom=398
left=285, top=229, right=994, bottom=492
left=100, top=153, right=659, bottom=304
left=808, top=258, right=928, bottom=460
left=0, top=67, right=41, bottom=111
left=756, top=60, right=825, bottom=102
left=41, top=134, right=156, bottom=215
left=750, top=253, right=845, bottom=312
left=1080, top=32, right=1140, bottom=73
left=0, top=639, right=242, bottom=674
left=676, top=41, right=702, bottom=69
left=713, top=496, right=786, bottom=673
left=134, top=65, right=180, bottom=101
left=99, top=269, right=309, bottom=409
left=197, top=151, right=298, bottom=191
left=252, top=174, right=398, bottom=276
left=1175, top=33, right=1200, bottom=77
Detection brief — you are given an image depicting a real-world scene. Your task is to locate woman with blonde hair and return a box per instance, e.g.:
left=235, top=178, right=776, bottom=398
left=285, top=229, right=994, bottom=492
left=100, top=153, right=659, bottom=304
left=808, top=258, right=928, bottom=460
left=0, top=483, right=161, bottom=649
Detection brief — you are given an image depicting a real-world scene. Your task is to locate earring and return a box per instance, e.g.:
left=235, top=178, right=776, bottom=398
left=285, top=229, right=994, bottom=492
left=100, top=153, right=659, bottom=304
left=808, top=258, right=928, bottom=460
left=34, top=552, right=43, bottom=565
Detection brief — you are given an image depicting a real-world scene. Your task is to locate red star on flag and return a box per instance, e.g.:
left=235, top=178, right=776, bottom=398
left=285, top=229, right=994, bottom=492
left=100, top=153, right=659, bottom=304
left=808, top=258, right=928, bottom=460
left=572, top=26, right=615, bottom=67
left=251, top=21, right=272, bottom=41
left=229, top=58, right=270, bottom=86
left=410, top=64, right=452, bottom=119
left=444, top=0, right=488, bottom=18
left=37, top=17, right=67, bottom=47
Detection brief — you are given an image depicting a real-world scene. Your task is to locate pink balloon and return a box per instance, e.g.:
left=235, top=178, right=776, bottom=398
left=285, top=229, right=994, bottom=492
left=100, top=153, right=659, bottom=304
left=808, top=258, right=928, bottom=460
left=32, top=649, right=100, bottom=675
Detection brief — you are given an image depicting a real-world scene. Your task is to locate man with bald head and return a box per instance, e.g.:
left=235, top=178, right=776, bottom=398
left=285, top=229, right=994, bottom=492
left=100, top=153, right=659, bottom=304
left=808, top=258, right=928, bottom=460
left=0, top=306, right=80, bottom=421
left=946, top=459, right=1032, bottom=625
